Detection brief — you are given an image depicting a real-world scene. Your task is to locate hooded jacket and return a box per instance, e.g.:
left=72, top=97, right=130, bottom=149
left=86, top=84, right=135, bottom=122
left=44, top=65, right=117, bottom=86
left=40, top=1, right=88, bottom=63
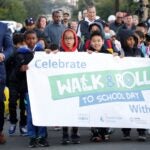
left=84, top=22, right=105, bottom=50
left=77, top=17, right=105, bottom=43
left=8, top=47, right=34, bottom=92
left=60, top=29, right=78, bottom=52
left=119, top=29, right=141, bottom=57
left=88, top=22, right=105, bottom=38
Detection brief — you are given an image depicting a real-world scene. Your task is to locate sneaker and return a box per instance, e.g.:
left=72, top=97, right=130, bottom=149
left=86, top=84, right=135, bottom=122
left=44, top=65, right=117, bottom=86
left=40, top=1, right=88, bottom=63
left=38, top=137, right=49, bottom=147
left=147, top=129, right=150, bottom=135
left=20, top=126, right=27, bottom=136
left=104, top=134, right=110, bottom=141
left=90, top=135, right=102, bottom=142
left=71, top=134, right=80, bottom=144
left=122, top=133, right=131, bottom=140
left=0, top=133, right=6, bottom=144
left=138, top=132, right=146, bottom=141
left=61, top=135, right=70, bottom=145
left=138, top=135, right=146, bottom=141
left=108, top=128, right=115, bottom=134
left=28, top=138, right=37, bottom=148
left=54, top=126, right=61, bottom=131
left=8, top=124, right=16, bottom=135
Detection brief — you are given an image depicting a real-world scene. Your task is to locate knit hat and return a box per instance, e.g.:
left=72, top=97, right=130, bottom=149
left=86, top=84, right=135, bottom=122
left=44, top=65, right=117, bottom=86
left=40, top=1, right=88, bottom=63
left=108, top=15, right=116, bottom=22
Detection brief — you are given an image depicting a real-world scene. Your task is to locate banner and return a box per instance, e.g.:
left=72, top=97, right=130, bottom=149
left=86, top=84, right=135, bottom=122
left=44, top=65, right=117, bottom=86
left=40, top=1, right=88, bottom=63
left=27, top=52, right=150, bottom=128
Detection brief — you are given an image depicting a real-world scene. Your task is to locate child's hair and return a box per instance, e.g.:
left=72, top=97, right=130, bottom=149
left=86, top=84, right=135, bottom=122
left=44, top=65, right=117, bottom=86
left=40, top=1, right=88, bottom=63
left=145, top=34, right=150, bottom=42
left=13, top=33, right=24, bottom=45
left=24, top=30, right=37, bottom=39
left=90, top=31, right=104, bottom=40
left=134, top=30, right=145, bottom=39
left=137, top=22, right=149, bottom=30
left=49, top=43, right=59, bottom=51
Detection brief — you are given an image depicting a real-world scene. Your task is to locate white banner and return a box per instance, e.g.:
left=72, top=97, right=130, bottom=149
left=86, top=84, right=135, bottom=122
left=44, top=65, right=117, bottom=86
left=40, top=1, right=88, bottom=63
left=27, top=52, right=150, bottom=128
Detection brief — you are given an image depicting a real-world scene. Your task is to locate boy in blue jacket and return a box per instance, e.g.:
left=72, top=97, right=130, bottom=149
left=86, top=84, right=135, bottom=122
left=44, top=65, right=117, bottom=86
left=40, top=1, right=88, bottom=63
left=13, top=30, right=49, bottom=147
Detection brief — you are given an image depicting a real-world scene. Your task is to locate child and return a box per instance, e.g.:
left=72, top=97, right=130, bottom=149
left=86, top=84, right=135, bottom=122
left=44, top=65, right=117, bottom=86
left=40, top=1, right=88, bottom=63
left=17, top=30, right=49, bottom=147
left=87, top=31, right=112, bottom=142
left=119, top=29, right=146, bottom=141
left=103, top=24, right=124, bottom=56
left=134, top=30, right=146, bottom=57
left=119, top=29, right=142, bottom=57
left=60, top=28, right=78, bottom=52
left=145, top=34, right=150, bottom=58
left=109, top=30, right=124, bottom=57
left=60, top=29, right=80, bottom=144
left=87, top=31, right=112, bottom=55
left=7, top=33, right=27, bottom=136
left=45, top=43, right=59, bottom=54
left=84, top=22, right=104, bottom=51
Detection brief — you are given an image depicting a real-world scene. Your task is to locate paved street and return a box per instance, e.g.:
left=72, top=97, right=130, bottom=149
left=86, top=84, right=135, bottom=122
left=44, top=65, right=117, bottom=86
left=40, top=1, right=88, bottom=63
left=0, top=119, right=150, bottom=150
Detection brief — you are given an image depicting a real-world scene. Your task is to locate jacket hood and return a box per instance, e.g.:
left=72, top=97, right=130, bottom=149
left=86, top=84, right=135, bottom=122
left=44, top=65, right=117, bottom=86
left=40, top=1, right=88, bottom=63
left=119, top=29, right=138, bottom=49
left=88, top=22, right=105, bottom=39
left=61, top=28, right=78, bottom=52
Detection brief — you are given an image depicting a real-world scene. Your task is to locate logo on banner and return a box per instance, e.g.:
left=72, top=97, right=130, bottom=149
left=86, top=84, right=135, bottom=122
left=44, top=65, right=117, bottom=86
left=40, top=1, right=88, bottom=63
left=48, top=67, right=150, bottom=106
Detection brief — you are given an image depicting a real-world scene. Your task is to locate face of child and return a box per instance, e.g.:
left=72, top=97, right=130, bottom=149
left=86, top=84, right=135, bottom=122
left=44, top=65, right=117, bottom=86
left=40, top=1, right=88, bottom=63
left=64, top=31, right=75, bottom=50
left=25, top=33, right=38, bottom=49
left=90, top=35, right=104, bottom=51
left=126, top=36, right=135, bottom=48
left=147, top=41, right=150, bottom=47
left=26, top=24, right=35, bottom=31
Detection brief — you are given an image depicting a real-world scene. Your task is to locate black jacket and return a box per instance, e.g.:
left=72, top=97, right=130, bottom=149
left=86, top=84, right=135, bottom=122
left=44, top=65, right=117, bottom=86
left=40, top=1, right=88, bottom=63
left=8, top=47, right=34, bottom=92
left=119, top=29, right=141, bottom=57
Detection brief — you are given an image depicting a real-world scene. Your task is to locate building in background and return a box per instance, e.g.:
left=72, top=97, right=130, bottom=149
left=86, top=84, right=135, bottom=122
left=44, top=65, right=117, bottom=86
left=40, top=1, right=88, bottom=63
left=51, top=0, right=78, bottom=6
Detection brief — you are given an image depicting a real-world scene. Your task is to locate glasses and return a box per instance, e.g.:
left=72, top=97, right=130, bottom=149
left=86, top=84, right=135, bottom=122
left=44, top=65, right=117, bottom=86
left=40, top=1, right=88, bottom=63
left=64, top=37, right=75, bottom=40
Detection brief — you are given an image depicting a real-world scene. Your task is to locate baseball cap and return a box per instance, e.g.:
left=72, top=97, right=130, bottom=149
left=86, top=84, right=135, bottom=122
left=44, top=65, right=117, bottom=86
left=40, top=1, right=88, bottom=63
left=25, top=18, right=35, bottom=26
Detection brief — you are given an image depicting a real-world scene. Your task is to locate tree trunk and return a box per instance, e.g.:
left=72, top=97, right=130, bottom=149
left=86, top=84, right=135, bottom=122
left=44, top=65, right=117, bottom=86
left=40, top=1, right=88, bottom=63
left=143, top=0, right=149, bottom=21
left=115, top=0, right=120, bottom=12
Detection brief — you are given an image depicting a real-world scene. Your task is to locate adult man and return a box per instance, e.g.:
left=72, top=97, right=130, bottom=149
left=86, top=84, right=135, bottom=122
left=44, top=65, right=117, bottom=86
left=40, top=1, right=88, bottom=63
left=45, top=10, right=66, bottom=47
left=62, top=12, right=70, bottom=28
left=77, top=4, right=105, bottom=44
left=117, top=13, right=136, bottom=40
left=82, top=9, right=88, bottom=19
left=109, top=11, right=124, bottom=33
left=0, top=22, right=13, bottom=144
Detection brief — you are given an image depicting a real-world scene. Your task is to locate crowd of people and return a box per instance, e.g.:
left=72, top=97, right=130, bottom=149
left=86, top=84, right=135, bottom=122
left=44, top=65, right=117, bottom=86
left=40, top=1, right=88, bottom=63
left=0, top=3, right=150, bottom=148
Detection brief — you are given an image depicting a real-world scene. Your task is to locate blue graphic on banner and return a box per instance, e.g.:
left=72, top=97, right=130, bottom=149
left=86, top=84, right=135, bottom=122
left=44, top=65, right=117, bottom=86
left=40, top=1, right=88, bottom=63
left=79, top=91, right=144, bottom=107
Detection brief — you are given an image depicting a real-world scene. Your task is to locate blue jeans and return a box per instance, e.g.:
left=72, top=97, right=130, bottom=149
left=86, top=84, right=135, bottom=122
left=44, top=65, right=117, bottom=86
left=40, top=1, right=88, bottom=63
left=25, top=93, right=47, bottom=138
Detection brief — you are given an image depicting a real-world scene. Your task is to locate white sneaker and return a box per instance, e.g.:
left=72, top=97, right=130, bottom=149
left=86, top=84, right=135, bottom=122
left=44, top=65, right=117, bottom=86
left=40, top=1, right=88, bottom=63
left=147, top=129, right=150, bottom=135
left=8, top=124, right=16, bottom=135
left=54, top=126, right=61, bottom=131
left=20, top=126, right=28, bottom=136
